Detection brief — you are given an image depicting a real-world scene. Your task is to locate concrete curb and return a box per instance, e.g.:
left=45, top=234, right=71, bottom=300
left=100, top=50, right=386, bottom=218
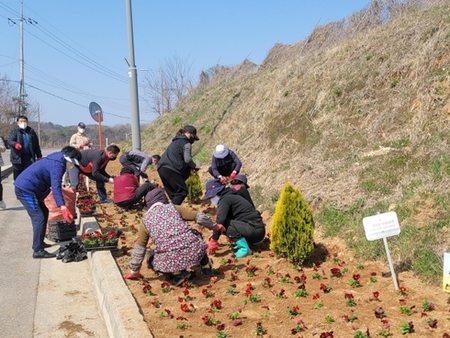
left=1, top=165, right=13, bottom=179
left=80, top=217, right=153, bottom=338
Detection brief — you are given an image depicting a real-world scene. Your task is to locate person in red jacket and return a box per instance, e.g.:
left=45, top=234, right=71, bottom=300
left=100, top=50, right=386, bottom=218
left=113, top=167, right=155, bottom=209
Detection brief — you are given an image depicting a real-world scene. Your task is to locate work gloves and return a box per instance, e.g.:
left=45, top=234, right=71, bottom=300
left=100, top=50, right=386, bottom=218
left=61, top=207, right=74, bottom=223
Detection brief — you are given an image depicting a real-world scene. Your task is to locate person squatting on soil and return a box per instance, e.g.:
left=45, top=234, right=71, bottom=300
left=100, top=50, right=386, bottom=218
left=14, top=146, right=81, bottom=259
left=229, top=174, right=255, bottom=207
left=69, top=122, right=92, bottom=149
left=208, top=144, right=242, bottom=183
left=124, top=188, right=224, bottom=286
left=119, top=150, right=160, bottom=179
left=0, top=136, right=6, bottom=209
left=113, top=166, right=156, bottom=209
left=68, top=145, right=120, bottom=203
left=157, top=125, right=200, bottom=205
left=7, top=115, right=43, bottom=180
left=204, top=178, right=265, bottom=258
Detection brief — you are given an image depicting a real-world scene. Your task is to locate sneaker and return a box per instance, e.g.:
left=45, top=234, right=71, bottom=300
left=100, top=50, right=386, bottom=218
left=99, top=198, right=113, bottom=203
left=33, top=250, right=57, bottom=259
left=200, top=263, right=212, bottom=277
left=0, top=200, right=6, bottom=209
left=168, top=270, right=191, bottom=286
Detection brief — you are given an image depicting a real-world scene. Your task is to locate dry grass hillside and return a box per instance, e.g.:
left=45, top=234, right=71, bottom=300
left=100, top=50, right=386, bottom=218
left=124, top=0, right=450, bottom=283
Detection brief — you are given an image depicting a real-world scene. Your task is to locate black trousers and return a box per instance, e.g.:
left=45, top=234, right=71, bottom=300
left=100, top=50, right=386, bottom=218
left=157, top=166, right=188, bottom=205
left=13, top=155, right=33, bottom=180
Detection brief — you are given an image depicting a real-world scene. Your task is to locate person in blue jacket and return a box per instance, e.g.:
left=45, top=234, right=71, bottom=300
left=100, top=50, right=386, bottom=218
left=14, top=146, right=82, bottom=259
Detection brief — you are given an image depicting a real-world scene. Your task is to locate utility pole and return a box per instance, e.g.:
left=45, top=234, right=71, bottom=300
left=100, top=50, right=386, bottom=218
left=8, top=0, right=37, bottom=115
left=125, top=0, right=141, bottom=151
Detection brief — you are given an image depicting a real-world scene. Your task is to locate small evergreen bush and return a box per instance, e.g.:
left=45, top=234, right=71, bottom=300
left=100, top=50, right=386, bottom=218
left=186, top=172, right=203, bottom=203
left=269, top=182, right=315, bottom=264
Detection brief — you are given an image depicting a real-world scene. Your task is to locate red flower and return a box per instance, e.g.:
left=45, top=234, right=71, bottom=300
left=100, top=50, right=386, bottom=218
left=180, top=303, right=189, bottom=312
left=232, top=320, right=242, bottom=326
left=352, top=273, right=361, bottom=281
left=330, top=267, right=341, bottom=277
left=216, top=323, right=225, bottom=331
left=183, top=289, right=189, bottom=296
left=312, top=293, right=320, bottom=300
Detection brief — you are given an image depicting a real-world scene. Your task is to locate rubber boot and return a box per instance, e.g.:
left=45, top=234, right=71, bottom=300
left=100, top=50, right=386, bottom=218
left=234, top=237, right=251, bottom=258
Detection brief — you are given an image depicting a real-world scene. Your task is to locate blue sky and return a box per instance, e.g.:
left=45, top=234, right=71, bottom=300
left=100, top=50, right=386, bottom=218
left=0, top=0, right=370, bottom=127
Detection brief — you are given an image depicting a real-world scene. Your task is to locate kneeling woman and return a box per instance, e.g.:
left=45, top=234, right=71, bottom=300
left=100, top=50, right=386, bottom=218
left=204, top=178, right=266, bottom=258
left=125, top=188, right=220, bottom=286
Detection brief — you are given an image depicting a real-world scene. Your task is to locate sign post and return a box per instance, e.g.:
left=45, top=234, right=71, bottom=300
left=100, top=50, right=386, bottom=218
left=363, top=211, right=401, bottom=290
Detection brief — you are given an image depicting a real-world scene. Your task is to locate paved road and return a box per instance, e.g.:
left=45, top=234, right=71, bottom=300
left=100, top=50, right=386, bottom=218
left=0, top=149, right=108, bottom=338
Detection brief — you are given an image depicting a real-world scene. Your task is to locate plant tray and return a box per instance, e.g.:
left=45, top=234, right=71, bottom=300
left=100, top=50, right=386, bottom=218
left=84, top=245, right=118, bottom=251
left=47, top=221, right=77, bottom=242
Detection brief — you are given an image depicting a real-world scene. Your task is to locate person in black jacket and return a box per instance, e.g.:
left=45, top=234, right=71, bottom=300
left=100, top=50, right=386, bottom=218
left=230, top=174, right=255, bottom=207
left=157, top=125, right=200, bottom=205
left=7, top=115, right=43, bottom=180
left=203, top=178, right=265, bottom=258
left=119, top=150, right=160, bottom=179
left=208, top=144, right=242, bottom=183
left=68, top=145, right=120, bottom=203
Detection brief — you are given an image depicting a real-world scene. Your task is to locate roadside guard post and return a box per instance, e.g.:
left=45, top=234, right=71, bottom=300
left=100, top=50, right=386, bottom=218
left=363, top=211, right=400, bottom=290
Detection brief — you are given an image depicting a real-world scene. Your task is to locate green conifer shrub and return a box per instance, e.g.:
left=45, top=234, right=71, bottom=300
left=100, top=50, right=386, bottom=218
left=269, top=182, right=315, bottom=264
left=186, top=172, right=203, bottom=203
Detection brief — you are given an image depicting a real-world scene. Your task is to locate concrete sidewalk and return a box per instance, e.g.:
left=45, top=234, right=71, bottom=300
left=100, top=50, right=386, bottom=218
left=1, top=164, right=152, bottom=338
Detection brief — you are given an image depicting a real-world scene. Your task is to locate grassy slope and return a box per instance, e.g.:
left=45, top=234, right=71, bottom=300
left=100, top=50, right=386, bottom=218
left=126, top=0, right=450, bottom=283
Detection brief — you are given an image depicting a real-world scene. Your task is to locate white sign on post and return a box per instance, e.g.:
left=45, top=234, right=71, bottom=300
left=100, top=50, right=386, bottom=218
left=363, top=211, right=400, bottom=241
left=363, top=211, right=401, bottom=290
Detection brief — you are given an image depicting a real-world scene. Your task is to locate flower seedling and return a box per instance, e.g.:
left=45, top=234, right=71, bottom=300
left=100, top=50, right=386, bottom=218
left=421, top=300, right=435, bottom=312
left=370, top=291, right=380, bottom=301
left=211, top=299, right=223, bottom=311
left=312, top=272, right=322, bottom=279
left=287, top=305, right=300, bottom=317
left=330, top=267, right=342, bottom=278
left=397, top=286, right=408, bottom=297
left=320, top=283, right=332, bottom=293
left=142, top=282, right=155, bottom=296
left=216, top=331, right=228, bottom=338
left=255, top=322, right=266, bottom=336
left=345, top=293, right=356, bottom=307
left=279, top=273, right=291, bottom=283
left=294, top=288, right=308, bottom=298
left=229, top=312, right=241, bottom=320
left=291, top=320, right=307, bottom=334
left=356, top=263, right=364, bottom=270
left=244, top=294, right=261, bottom=304
left=245, top=265, right=258, bottom=277
left=266, top=265, right=275, bottom=275
left=399, top=321, right=414, bottom=334
left=201, top=287, right=215, bottom=298
left=261, top=277, right=272, bottom=288
left=374, top=307, right=386, bottom=319
left=400, top=306, right=413, bottom=316
left=150, top=298, right=161, bottom=308
left=325, top=315, right=335, bottom=324
left=201, top=315, right=217, bottom=326
left=161, top=281, right=172, bottom=293
left=314, top=300, right=324, bottom=309
left=176, top=322, right=187, bottom=330
left=343, top=314, right=358, bottom=323
left=227, top=272, right=238, bottom=282
left=426, top=318, right=437, bottom=328
left=378, top=328, right=391, bottom=338
left=348, top=274, right=361, bottom=288
left=319, top=331, right=334, bottom=338
left=225, top=286, right=238, bottom=295
left=354, top=330, right=369, bottom=338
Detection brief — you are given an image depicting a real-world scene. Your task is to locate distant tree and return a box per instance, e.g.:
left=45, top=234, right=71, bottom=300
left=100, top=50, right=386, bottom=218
left=141, top=54, right=194, bottom=116
left=0, top=76, right=19, bottom=137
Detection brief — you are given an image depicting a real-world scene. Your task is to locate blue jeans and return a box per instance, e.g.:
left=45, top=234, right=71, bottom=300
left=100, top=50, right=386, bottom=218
left=15, top=187, right=49, bottom=253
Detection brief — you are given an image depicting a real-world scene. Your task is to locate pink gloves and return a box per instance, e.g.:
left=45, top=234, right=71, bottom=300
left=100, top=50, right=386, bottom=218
left=14, top=143, right=22, bottom=151
left=214, top=223, right=226, bottom=233
left=207, top=238, right=219, bottom=255
left=124, top=271, right=144, bottom=280
left=229, top=171, right=237, bottom=180
left=61, top=207, right=74, bottom=223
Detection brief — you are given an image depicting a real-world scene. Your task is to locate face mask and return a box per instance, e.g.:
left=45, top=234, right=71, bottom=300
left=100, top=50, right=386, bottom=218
left=66, top=161, right=74, bottom=170
left=210, top=196, right=220, bottom=205
left=19, top=122, right=27, bottom=129
left=78, top=128, right=85, bottom=134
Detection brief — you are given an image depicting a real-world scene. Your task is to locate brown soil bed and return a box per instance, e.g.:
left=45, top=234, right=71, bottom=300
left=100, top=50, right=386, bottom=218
left=92, top=160, right=450, bottom=338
